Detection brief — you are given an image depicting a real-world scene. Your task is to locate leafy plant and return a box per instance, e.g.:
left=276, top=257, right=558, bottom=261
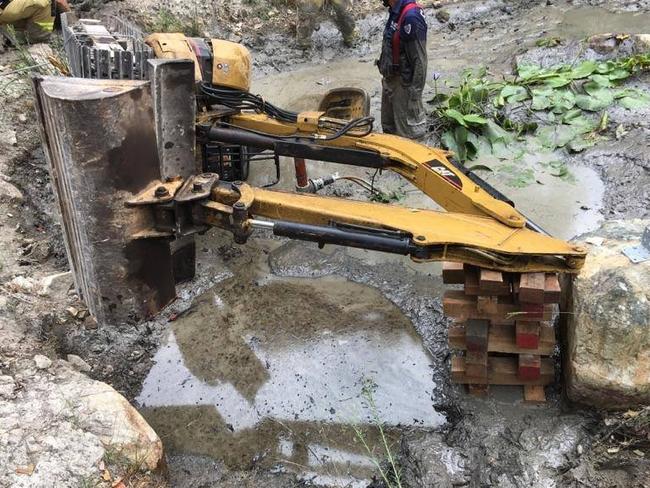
left=369, top=189, right=405, bottom=203
left=535, top=37, right=562, bottom=48
left=430, top=54, right=650, bottom=166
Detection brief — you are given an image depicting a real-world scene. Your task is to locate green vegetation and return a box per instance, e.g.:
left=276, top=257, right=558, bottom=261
left=149, top=8, right=202, bottom=36
left=351, top=379, right=403, bottom=488
left=430, top=54, right=650, bottom=166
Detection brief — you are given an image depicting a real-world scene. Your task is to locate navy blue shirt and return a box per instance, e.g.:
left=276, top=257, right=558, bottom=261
left=379, top=0, right=427, bottom=81
left=383, top=0, right=427, bottom=44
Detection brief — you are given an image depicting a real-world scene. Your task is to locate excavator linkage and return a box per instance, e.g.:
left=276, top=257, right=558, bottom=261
left=32, top=58, right=585, bottom=325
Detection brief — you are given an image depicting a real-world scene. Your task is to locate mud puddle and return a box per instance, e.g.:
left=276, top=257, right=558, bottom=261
left=559, top=7, right=650, bottom=38
left=137, top=272, right=444, bottom=485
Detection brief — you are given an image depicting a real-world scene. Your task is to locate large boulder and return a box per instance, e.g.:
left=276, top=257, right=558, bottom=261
left=565, top=219, right=650, bottom=409
left=0, top=357, right=165, bottom=487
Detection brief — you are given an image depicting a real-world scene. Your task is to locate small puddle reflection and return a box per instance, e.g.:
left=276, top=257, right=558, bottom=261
left=138, top=275, right=443, bottom=485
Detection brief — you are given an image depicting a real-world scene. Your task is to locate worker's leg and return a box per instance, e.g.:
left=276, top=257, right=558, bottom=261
left=296, top=0, right=323, bottom=49
left=381, top=76, right=397, bottom=135
left=0, top=0, right=53, bottom=43
left=329, top=0, right=356, bottom=47
left=392, top=83, right=428, bottom=140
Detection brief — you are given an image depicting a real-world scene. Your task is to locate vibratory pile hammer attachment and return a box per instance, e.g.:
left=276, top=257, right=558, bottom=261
left=36, top=28, right=586, bottom=400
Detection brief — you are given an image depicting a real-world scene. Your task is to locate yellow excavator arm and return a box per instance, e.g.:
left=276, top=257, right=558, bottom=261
left=186, top=110, right=586, bottom=273
left=128, top=33, right=588, bottom=273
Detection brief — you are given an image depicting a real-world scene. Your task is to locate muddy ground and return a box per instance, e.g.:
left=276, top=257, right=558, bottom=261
left=1, top=0, right=649, bottom=487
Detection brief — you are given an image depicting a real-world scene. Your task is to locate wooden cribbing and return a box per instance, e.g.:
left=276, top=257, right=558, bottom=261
left=524, top=385, right=546, bottom=403
left=451, top=356, right=553, bottom=385
left=466, top=351, right=488, bottom=379
left=443, top=290, right=555, bottom=322
left=518, top=354, right=541, bottom=380
left=519, top=272, right=545, bottom=303
left=449, top=322, right=554, bottom=355
left=479, top=268, right=511, bottom=295
left=477, top=295, right=498, bottom=315
left=443, top=262, right=559, bottom=401
left=442, top=261, right=465, bottom=284
left=516, top=321, right=540, bottom=349
left=514, top=273, right=562, bottom=303
left=465, top=319, right=489, bottom=351
left=544, top=273, right=561, bottom=303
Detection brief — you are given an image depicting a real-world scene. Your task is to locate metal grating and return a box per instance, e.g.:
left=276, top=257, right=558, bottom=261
left=61, top=13, right=153, bottom=80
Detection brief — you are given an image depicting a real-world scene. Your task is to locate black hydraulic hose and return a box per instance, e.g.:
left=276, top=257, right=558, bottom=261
left=207, top=127, right=388, bottom=169
left=272, top=221, right=417, bottom=256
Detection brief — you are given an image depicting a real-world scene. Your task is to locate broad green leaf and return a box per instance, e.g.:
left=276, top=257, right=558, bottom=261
left=536, top=125, right=577, bottom=149
left=507, top=91, right=531, bottom=104
left=500, top=84, right=523, bottom=98
left=466, top=164, right=493, bottom=172
left=463, top=114, right=489, bottom=125
left=491, top=141, right=515, bottom=159
left=468, top=133, right=492, bottom=157
left=517, top=64, right=542, bottom=80
left=498, top=164, right=536, bottom=188
left=464, top=131, right=480, bottom=160
left=545, top=75, right=572, bottom=88
left=441, top=130, right=461, bottom=157
left=566, top=115, right=598, bottom=134
left=583, top=83, right=615, bottom=104
left=562, top=109, right=582, bottom=122
left=575, top=94, right=612, bottom=111
left=549, top=89, right=576, bottom=113
left=484, top=120, right=513, bottom=144
left=531, top=95, right=551, bottom=110
left=567, top=135, right=596, bottom=153
left=619, top=96, right=650, bottom=109
left=547, top=160, right=577, bottom=183
left=608, top=69, right=630, bottom=80
left=570, top=60, right=598, bottom=79
left=589, top=74, right=612, bottom=87
left=454, top=126, right=468, bottom=146
left=444, top=108, right=468, bottom=127
left=596, top=61, right=615, bottom=74
left=613, top=88, right=638, bottom=99
left=531, top=87, right=554, bottom=97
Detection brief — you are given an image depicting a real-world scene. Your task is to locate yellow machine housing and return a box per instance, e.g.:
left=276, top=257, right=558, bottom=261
left=210, top=39, right=251, bottom=91
left=145, top=32, right=203, bottom=81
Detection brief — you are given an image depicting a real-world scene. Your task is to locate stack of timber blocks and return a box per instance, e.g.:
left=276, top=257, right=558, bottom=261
left=442, top=262, right=562, bottom=402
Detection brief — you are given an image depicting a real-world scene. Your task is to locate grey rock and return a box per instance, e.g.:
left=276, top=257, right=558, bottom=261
left=566, top=219, right=650, bottom=408
left=38, top=271, right=73, bottom=297
left=435, top=10, right=451, bottom=23
left=33, top=354, right=52, bottom=370
left=0, top=362, right=164, bottom=487
left=0, top=179, right=23, bottom=203
left=66, top=354, right=91, bottom=373
left=0, top=375, right=15, bottom=399
left=399, top=432, right=465, bottom=487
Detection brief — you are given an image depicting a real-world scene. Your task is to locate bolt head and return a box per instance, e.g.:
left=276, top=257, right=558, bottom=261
left=233, top=201, right=246, bottom=209
left=154, top=186, right=169, bottom=197
left=192, top=182, right=203, bottom=192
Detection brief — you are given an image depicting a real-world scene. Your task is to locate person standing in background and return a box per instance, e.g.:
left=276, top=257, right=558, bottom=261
left=296, top=0, right=357, bottom=49
left=377, top=0, right=428, bottom=139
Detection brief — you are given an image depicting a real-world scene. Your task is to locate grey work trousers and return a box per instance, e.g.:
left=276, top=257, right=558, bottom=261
left=381, top=76, right=427, bottom=140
